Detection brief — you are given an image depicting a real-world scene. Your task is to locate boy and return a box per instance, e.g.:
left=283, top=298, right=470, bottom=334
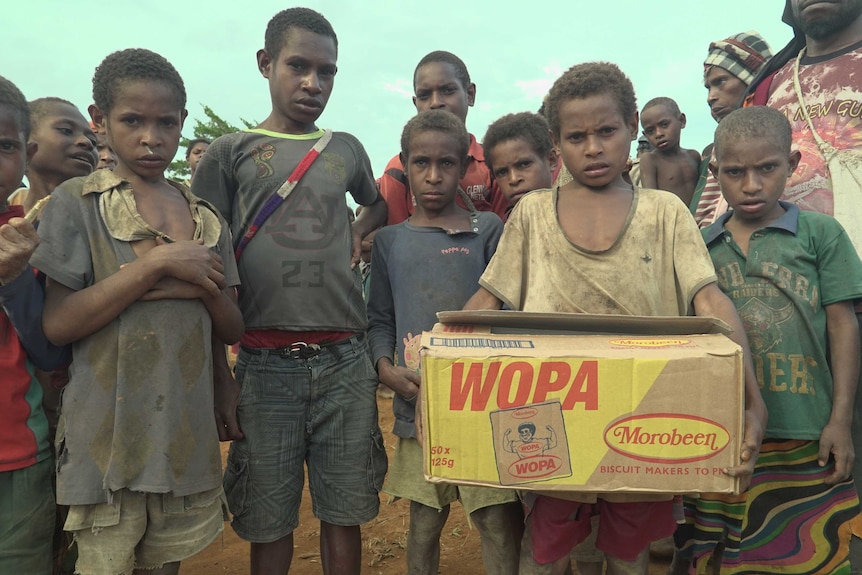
left=639, top=96, right=701, bottom=207
left=185, top=137, right=209, bottom=183
left=674, top=106, right=862, bottom=573
left=483, top=111, right=558, bottom=209
left=0, top=75, right=70, bottom=575
left=378, top=50, right=509, bottom=224
left=8, top=97, right=97, bottom=213
left=191, top=8, right=388, bottom=575
left=32, top=49, right=244, bottom=575
left=484, top=111, right=611, bottom=574
left=93, top=126, right=116, bottom=170
left=367, top=109, right=521, bottom=575
left=464, top=62, right=767, bottom=575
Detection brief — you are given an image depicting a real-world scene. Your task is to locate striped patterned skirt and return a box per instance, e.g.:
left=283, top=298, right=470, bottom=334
left=674, top=438, right=860, bottom=574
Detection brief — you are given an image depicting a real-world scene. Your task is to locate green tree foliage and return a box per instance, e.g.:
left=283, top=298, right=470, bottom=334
left=169, top=105, right=255, bottom=179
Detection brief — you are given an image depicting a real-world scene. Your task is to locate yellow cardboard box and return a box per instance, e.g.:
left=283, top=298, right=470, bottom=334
left=420, top=310, right=744, bottom=494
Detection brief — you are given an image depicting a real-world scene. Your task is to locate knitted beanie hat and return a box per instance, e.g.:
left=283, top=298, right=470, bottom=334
left=704, top=31, right=773, bottom=86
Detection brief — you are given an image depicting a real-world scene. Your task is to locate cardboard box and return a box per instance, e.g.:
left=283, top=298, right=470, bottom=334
left=419, top=310, right=744, bottom=495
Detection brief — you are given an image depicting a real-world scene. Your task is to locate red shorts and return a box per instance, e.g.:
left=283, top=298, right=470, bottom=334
left=529, top=495, right=676, bottom=563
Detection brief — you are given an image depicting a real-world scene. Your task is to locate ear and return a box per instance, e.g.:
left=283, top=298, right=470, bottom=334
left=679, top=112, right=687, bottom=129
left=466, top=82, right=476, bottom=107
left=459, top=156, right=469, bottom=179
left=547, top=147, right=559, bottom=170
left=787, top=149, right=802, bottom=175
left=180, top=109, right=189, bottom=129
left=26, top=141, right=38, bottom=164
left=399, top=152, right=406, bottom=168
left=257, top=49, right=272, bottom=79
left=628, top=112, right=639, bottom=141
left=708, top=159, right=719, bottom=179
left=88, top=104, right=106, bottom=133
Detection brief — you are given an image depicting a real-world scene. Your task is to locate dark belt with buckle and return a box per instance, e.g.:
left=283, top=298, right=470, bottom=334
left=241, top=335, right=359, bottom=360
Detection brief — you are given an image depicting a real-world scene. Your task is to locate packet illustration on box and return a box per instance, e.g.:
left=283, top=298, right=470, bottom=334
left=490, top=400, right=572, bottom=485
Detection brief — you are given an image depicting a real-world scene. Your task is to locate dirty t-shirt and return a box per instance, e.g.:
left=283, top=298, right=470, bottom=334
left=704, top=203, right=862, bottom=438
left=481, top=186, right=716, bottom=504
left=481, top=187, right=716, bottom=316
left=31, top=170, right=240, bottom=505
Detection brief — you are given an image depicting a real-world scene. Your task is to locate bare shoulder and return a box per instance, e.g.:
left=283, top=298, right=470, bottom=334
left=640, top=150, right=658, bottom=168
left=685, top=148, right=702, bottom=164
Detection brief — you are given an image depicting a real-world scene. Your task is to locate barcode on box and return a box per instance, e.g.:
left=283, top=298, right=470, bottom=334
left=428, top=337, right=535, bottom=349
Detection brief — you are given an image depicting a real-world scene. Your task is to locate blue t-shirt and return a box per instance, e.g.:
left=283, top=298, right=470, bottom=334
left=367, top=211, right=503, bottom=438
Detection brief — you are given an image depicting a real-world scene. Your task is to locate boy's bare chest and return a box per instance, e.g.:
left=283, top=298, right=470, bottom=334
left=655, top=155, right=698, bottom=186
left=137, top=194, right=195, bottom=240
left=128, top=190, right=196, bottom=259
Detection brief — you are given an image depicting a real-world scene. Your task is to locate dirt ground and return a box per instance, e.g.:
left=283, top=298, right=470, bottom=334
left=180, top=395, right=673, bottom=575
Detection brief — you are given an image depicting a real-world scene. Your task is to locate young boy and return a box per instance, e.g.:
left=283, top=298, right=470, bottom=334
left=93, top=127, right=116, bottom=170
left=185, top=137, right=209, bottom=183
left=7, top=95, right=99, bottom=575
left=464, top=62, right=767, bottom=575
left=674, top=106, right=862, bottom=574
left=482, top=111, right=558, bottom=209
left=31, top=48, right=244, bottom=575
left=8, top=97, right=97, bottom=213
left=485, top=110, right=612, bottom=575
left=378, top=50, right=509, bottom=224
left=639, top=96, right=701, bottom=207
left=367, top=109, right=521, bottom=575
left=0, top=75, right=70, bottom=575
left=191, top=8, right=388, bottom=575
left=8, top=98, right=99, bottom=428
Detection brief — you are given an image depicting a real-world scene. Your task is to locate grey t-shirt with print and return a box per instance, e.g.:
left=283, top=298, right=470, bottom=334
left=192, top=129, right=378, bottom=332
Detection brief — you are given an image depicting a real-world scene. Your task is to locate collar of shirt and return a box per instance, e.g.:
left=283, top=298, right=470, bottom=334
left=81, top=169, right=222, bottom=248
left=704, top=201, right=799, bottom=245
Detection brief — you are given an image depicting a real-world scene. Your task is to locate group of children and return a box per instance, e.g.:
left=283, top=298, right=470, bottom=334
left=1, top=5, right=860, bottom=575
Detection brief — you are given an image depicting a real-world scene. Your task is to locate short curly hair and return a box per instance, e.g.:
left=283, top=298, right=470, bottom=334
left=642, top=96, right=681, bottom=116
left=545, top=62, right=637, bottom=138
left=0, top=75, right=31, bottom=140
left=29, top=97, right=77, bottom=131
left=265, top=7, right=338, bottom=59
left=400, top=109, right=470, bottom=163
left=92, top=48, right=186, bottom=113
left=482, top=112, right=552, bottom=173
left=414, top=51, right=471, bottom=91
left=714, top=106, right=792, bottom=161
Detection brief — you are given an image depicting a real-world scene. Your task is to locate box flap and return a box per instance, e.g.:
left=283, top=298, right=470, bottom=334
left=437, top=310, right=731, bottom=336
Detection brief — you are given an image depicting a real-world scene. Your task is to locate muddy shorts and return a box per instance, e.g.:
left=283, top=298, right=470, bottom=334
left=64, top=486, right=226, bottom=575
left=384, top=436, right=518, bottom=514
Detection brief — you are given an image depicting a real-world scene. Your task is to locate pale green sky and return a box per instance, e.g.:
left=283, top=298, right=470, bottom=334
left=4, top=0, right=794, bottom=172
